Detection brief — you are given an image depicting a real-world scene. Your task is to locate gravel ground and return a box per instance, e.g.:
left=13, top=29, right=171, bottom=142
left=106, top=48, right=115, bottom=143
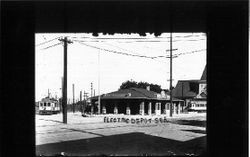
left=36, top=112, right=206, bottom=156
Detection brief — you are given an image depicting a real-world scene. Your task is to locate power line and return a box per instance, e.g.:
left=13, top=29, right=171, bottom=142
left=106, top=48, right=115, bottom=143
left=116, top=39, right=205, bottom=43
left=102, top=42, right=144, bottom=56
left=72, top=38, right=205, bottom=43
left=75, top=40, right=205, bottom=60
left=74, top=40, right=161, bottom=59
left=174, top=49, right=206, bottom=57
left=40, top=42, right=62, bottom=50
left=36, top=36, right=62, bottom=47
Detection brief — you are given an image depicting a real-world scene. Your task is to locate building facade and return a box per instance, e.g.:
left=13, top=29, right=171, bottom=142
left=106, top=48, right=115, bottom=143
left=172, top=66, right=207, bottom=112
left=90, top=87, right=184, bottom=116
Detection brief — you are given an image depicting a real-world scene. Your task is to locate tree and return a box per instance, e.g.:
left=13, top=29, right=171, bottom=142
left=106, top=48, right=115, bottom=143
left=119, top=80, right=163, bottom=93
left=119, top=80, right=138, bottom=89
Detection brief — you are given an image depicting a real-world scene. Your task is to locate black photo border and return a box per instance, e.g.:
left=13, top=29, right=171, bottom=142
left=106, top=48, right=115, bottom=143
left=1, top=1, right=248, bottom=157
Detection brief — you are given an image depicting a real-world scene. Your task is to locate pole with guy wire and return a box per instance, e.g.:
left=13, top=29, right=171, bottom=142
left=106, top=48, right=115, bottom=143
left=98, top=49, right=101, bottom=114
left=72, top=84, right=75, bottom=113
left=59, top=37, right=73, bottom=124
left=169, top=32, right=173, bottom=117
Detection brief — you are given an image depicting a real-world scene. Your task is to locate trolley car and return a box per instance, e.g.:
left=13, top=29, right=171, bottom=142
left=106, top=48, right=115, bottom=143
left=38, top=97, right=60, bottom=115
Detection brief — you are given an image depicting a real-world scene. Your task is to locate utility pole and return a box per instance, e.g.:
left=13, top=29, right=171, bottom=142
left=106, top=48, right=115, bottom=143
left=91, top=82, right=93, bottom=97
left=72, top=84, right=75, bottom=113
left=80, top=90, right=82, bottom=113
left=59, top=37, right=72, bottom=124
left=61, top=77, right=63, bottom=113
left=170, top=32, right=173, bottom=117
left=98, top=50, right=101, bottom=114
left=48, top=89, right=50, bottom=98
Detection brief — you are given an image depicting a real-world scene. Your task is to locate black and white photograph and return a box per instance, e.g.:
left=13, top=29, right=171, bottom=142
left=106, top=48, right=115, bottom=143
left=35, top=33, right=207, bottom=156
left=2, top=1, right=248, bottom=157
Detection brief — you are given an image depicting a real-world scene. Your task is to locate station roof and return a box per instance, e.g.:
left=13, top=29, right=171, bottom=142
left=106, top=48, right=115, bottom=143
left=90, top=88, right=182, bottom=101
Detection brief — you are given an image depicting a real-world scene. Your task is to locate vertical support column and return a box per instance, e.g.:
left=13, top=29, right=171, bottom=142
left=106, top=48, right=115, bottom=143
left=126, top=103, right=131, bottom=115
left=114, top=104, right=118, bottom=114
left=140, top=101, right=145, bottom=115
left=178, top=102, right=181, bottom=114
left=148, top=102, right=152, bottom=115
left=159, top=102, right=161, bottom=114
left=102, top=103, right=106, bottom=114
left=172, top=103, right=175, bottom=115
left=165, top=103, right=170, bottom=116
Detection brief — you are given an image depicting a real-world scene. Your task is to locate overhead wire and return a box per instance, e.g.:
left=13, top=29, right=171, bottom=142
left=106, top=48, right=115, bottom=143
left=72, top=38, right=205, bottom=43
left=40, top=42, right=63, bottom=50
left=102, top=42, right=144, bottom=56
left=36, top=36, right=63, bottom=47
left=74, top=40, right=160, bottom=59
left=74, top=39, right=205, bottom=60
left=174, top=49, right=206, bottom=57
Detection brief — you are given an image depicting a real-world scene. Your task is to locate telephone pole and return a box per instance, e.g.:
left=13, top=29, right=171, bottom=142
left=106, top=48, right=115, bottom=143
left=98, top=50, right=101, bottom=114
left=80, top=90, right=82, bottom=113
left=59, top=37, right=72, bottom=124
left=91, top=82, right=93, bottom=97
left=169, top=32, right=173, bottom=117
left=72, top=84, right=75, bottom=113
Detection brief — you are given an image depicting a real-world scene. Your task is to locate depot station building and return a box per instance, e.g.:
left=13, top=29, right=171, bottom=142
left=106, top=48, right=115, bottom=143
left=90, top=87, right=184, bottom=116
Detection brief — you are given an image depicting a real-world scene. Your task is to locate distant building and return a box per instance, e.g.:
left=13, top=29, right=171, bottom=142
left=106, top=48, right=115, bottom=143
left=172, top=66, right=207, bottom=112
left=90, top=87, right=184, bottom=115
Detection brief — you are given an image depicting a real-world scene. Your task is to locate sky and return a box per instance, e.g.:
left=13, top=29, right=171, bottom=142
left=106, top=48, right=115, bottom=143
left=35, top=33, right=206, bottom=102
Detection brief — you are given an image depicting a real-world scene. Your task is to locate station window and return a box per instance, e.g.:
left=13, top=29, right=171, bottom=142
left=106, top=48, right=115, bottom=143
left=48, top=103, right=51, bottom=107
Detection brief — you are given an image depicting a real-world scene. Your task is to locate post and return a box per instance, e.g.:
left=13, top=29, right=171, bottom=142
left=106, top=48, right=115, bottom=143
left=72, top=84, right=75, bottom=113
left=91, top=82, right=93, bottom=97
left=80, top=90, right=82, bottom=113
left=61, top=77, right=63, bottom=113
left=98, top=50, right=101, bottom=114
left=170, top=32, right=173, bottom=117
left=114, top=104, right=118, bottom=114
left=148, top=102, right=152, bottom=115
left=140, top=102, right=145, bottom=115
left=59, top=37, right=72, bottom=124
left=126, top=103, right=131, bottom=115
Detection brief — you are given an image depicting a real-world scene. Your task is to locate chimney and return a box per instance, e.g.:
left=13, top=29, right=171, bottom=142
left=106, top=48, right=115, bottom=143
left=146, top=86, right=150, bottom=91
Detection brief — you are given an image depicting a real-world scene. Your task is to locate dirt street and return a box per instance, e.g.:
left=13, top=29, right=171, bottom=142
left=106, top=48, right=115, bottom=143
left=36, top=112, right=206, bottom=156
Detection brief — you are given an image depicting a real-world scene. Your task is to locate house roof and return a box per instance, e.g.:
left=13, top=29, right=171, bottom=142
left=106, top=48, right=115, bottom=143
left=172, top=65, right=207, bottom=99
left=91, top=88, right=182, bottom=101
left=172, top=80, right=201, bottom=98
left=201, top=65, right=207, bottom=80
